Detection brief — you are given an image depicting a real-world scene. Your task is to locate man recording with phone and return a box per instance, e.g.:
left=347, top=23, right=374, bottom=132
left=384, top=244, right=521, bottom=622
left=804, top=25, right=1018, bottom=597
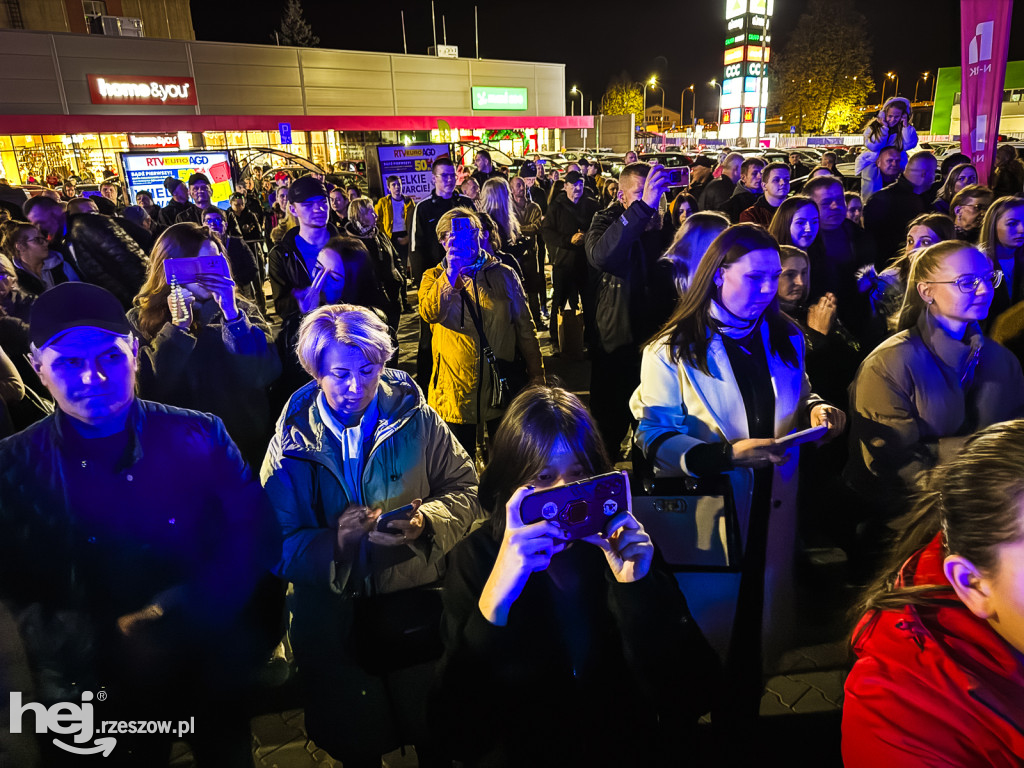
left=0, top=282, right=282, bottom=765
left=586, top=162, right=677, bottom=459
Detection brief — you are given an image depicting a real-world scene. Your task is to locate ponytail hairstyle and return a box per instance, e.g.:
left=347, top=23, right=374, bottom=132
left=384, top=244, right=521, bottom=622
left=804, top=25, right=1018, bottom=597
left=895, top=240, right=992, bottom=332
left=853, top=419, right=1024, bottom=632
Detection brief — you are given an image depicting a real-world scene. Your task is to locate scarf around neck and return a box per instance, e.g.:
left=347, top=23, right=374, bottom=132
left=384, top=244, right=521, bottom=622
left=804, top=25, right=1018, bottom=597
left=710, top=298, right=761, bottom=339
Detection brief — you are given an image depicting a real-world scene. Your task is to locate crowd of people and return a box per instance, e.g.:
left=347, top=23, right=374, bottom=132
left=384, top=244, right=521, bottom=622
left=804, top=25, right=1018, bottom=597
left=1, top=124, right=1023, bottom=767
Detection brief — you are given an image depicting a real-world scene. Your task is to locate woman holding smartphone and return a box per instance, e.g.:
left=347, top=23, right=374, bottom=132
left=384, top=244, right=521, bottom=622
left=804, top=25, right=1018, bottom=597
left=433, top=384, right=719, bottom=766
left=418, top=207, right=543, bottom=455
left=129, top=222, right=281, bottom=468
left=630, top=224, right=844, bottom=761
left=261, top=304, right=479, bottom=767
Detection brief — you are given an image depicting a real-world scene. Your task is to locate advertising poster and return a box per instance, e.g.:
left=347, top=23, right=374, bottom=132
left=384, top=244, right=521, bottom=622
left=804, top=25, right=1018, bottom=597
left=960, top=0, right=1013, bottom=184
left=119, top=151, right=234, bottom=210
left=375, top=144, right=451, bottom=202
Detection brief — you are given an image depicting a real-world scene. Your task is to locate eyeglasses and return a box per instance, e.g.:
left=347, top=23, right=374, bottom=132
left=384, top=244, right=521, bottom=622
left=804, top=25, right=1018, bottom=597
left=22, top=236, right=47, bottom=245
left=923, top=270, right=1003, bottom=293
left=960, top=203, right=989, bottom=212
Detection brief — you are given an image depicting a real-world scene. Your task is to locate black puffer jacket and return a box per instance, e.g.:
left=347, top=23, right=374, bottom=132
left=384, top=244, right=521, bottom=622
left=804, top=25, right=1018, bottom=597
left=343, top=221, right=403, bottom=327
left=61, top=213, right=148, bottom=309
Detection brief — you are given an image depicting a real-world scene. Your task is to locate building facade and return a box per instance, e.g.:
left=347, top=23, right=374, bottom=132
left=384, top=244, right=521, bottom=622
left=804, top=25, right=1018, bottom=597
left=0, top=28, right=588, bottom=185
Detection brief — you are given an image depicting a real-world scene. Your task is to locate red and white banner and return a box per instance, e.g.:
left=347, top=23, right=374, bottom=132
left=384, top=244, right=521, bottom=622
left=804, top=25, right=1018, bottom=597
left=960, top=0, right=1013, bottom=184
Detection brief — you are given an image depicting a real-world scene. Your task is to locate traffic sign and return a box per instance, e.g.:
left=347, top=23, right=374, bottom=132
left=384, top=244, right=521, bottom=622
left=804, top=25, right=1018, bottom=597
left=279, top=122, right=292, bottom=145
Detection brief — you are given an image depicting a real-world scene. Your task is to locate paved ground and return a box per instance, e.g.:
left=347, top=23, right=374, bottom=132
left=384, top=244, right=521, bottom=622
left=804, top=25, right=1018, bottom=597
left=168, top=279, right=851, bottom=767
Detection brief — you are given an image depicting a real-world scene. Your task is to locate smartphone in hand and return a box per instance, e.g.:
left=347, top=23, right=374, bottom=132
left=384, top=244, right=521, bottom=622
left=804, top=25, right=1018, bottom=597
left=376, top=503, right=416, bottom=533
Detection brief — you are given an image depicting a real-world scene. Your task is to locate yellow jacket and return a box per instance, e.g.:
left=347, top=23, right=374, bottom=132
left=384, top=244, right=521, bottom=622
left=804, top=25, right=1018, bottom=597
left=374, top=194, right=416, bottom=237
left=419, top=258, right=543, bottom=424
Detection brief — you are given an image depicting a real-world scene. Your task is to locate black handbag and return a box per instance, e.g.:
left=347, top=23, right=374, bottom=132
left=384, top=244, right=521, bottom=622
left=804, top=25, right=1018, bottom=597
left=463, top=290, right=528, bottom=409
left=352, top=583, right=445, bottom=675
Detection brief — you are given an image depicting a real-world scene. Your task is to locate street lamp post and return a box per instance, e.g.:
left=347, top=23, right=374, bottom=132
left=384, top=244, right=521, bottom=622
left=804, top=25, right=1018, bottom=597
left=880, top=71, right=896, bottom=106
left=570, top=86, right=585, bottom=148
left=915, top=72, right=930, bottom=103
left=709, top=79, right=723, bottom=132
left=689, top=84, right=696, bottom=128
left=642, top=76, right=657, bottom=134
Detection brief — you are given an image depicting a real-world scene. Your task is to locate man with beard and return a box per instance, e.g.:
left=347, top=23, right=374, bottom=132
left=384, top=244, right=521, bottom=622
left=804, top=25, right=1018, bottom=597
left=585, top=163, right=676, bottom=458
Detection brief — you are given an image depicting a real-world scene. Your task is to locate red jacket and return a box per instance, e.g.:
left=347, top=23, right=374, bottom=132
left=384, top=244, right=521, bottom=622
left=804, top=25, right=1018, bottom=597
left=843, top=533, right=1024, bottom=767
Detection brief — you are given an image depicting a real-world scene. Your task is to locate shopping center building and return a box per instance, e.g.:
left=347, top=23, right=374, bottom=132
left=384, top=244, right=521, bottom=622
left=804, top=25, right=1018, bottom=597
left=0, top=21, right=588, bottom=186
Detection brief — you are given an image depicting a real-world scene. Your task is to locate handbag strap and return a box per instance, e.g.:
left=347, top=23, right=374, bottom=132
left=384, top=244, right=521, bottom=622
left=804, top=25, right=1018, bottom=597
left=462, top=277, right=499, bottom=366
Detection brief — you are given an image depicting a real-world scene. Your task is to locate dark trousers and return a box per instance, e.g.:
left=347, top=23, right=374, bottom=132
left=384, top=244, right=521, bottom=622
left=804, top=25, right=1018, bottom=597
left=549, top=260, right=581, bottom=349
left=392, top=231, right=410, bottom=305
left=445, top=419, right=502, bottom=458
left=416, top=320, right=433, bottom=393
left=589, top=345, right=641, bottom=460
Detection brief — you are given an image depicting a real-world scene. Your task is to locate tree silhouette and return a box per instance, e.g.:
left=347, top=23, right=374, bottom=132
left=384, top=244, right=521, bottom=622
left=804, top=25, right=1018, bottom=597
left=772, top=0, right=873, bottom=134
left=601, top=73, right=644, bottom=125
left=276, top=0, right=320, bottom=47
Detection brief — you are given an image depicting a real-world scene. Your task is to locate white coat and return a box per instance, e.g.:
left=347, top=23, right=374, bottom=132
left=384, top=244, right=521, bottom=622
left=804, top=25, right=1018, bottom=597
left=630, top=320, right=820, bottom=663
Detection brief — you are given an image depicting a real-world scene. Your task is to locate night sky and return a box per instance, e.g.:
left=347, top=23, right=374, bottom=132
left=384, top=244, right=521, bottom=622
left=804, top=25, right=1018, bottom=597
left=191, top=0, right=1024, bottom=122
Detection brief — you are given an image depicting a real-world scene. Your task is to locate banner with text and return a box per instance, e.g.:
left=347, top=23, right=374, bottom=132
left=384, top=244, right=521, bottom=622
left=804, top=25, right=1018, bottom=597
left=120, top=151, right=234, bottom=210
left=960, top=0, right=1013, bottom=184
left=375, top=144, right=451, bottom=202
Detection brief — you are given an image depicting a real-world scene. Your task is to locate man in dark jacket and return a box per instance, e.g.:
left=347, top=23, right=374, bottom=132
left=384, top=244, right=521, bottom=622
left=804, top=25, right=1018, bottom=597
left=805, top=175, right=879, bottom=342
left=864, top=151, right=938, bottom=268
left=586, top=162, right=676, bottom=458
left=719, top=157, right=765, bottom=223
left=471, top=150, right=503, bottom=189
left=739, top=162, right=790, bottom=227
left=157, top=176, right=191, bottom=227
left=23, top=194, right=147, bottom=310
left=268, top=176, right=337, bottom=320
left=410, top=157, right=474, bottom=388
left=686, top=155, right=715, bottom=203
left=698, top=152, right=742, bottom=211
left=788, top=151, right=811, bottom=180
left=175, top=172, right=213, bottom=225
left=543, top=171, right=599, bottom=353
left=0, top=283, right=281, bottom=765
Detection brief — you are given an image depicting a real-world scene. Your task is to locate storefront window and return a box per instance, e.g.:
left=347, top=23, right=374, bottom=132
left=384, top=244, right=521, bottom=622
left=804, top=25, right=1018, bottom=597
left=203, top=131, right=228, bottom=148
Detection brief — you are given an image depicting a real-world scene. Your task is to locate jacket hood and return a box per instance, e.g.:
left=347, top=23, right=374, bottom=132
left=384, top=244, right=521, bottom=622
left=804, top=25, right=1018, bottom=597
left=275, top=367, right=425, bottom=457
left=344, top=220, right=378, bottom=240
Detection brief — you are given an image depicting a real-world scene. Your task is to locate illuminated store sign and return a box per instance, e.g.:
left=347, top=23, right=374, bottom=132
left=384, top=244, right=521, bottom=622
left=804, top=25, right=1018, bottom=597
left=127, top=133, right=180, bottom=150
left=87, top=75, right=198, bottom=106
left=471, top=87, right=528, bottom=110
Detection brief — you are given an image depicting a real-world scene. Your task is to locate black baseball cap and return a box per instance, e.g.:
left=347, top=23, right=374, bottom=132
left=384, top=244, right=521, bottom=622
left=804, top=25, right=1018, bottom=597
left=163, top=176, right=183, bottom=193
left=691, top=156, right=715, bottom=169
left=187, top=173, right=210, bottom=187
left=29, top=282, right=132, bottom=349
left=564, top=170, right=583, bottom=184
left=288, top=175, right=328, bottom=204
left=518, top=161, right=538, bottom=178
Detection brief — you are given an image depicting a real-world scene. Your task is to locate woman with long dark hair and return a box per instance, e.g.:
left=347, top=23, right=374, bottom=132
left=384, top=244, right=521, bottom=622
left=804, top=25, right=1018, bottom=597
left=631, top=223, right=845, bottom=761
left=843, top=420, right=1024, bottom=765
left=433, top=384, right=719, bottom=766
left=129, top=222, right=281, bottom=467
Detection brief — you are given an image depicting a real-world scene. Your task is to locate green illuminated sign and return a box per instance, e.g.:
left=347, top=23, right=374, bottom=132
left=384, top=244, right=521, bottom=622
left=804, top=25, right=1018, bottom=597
left=472, top=87, right=528, bottom=111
